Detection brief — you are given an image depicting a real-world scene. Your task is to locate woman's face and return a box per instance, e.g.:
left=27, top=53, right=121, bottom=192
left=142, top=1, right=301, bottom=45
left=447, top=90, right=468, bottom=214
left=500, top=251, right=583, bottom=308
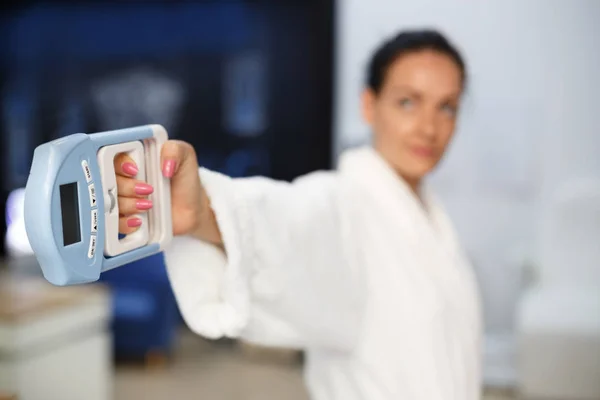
left=362, top=50, right=463, bottom=186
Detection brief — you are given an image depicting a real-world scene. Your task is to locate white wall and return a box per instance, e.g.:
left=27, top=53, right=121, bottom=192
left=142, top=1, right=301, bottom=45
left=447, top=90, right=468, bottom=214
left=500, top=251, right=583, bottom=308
left=334, top=0, right=600, bottom=386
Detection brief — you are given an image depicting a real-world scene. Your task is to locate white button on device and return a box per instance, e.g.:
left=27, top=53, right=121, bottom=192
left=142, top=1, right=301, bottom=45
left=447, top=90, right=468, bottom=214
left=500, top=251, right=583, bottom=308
left=81, top=160, right=92, bottom=183
left=88, top=183, right=97, bottom=207
left=88, top=235, right=97, bottom=258
left=91, top=209, right=98, bottom=233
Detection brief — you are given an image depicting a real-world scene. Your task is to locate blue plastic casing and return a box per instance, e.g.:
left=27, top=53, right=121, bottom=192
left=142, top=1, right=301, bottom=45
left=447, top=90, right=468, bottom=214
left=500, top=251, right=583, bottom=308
left=24, top=125, right=164, bottom=286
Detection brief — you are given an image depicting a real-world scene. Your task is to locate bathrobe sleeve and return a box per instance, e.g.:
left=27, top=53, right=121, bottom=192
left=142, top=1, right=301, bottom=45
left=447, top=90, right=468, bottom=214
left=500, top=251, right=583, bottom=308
left=163, top=168, right=364, bottom=352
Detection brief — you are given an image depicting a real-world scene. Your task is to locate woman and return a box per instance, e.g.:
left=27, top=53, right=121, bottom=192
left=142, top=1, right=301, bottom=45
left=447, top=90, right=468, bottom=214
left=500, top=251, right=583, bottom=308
left=115, top=29, right=482, bottom=399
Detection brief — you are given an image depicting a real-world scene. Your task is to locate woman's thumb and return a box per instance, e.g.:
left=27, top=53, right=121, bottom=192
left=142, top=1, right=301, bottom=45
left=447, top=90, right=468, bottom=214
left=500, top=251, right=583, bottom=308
left=161, top=140, right=182, bottom=178
left=160, top=140, right=196, bottom=179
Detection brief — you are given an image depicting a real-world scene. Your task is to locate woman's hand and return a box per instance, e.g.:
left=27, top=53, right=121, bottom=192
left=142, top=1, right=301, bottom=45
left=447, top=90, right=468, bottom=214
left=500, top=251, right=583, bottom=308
left=114, top=140, right=223, bottom=246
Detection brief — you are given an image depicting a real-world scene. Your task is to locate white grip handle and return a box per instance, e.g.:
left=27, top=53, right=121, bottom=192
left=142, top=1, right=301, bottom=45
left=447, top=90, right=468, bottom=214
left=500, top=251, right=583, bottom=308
left=142, top=125, right=172, bottom=251
left=97, top=140, right=149, bottom=256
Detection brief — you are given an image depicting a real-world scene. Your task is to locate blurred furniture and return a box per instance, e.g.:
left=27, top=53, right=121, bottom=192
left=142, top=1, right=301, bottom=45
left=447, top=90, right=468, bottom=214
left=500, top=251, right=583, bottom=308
left=0, top=271, right=112, bottom=400
left=99, top=252, right=180, bottom=363
left=517, top=179, right=600, bottom=399
left=3, top=189, right=180, bottom=363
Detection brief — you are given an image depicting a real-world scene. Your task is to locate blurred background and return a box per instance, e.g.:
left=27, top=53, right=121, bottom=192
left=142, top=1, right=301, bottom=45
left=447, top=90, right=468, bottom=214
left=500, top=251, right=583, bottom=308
left=0, top=1, right=598, bottom=400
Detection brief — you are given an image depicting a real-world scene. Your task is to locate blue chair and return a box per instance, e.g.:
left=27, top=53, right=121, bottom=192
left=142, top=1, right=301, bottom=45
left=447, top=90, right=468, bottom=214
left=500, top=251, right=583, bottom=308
left=99, top=252, right=181, bottom=361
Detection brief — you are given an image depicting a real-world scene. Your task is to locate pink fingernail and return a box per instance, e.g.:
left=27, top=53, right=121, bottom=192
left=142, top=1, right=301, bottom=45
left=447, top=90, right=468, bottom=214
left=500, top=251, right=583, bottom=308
left=134, top=183, right=154, bottom=195
left=122, top=162, right=138, bottom=176
left=136, top=199, right=153, bottom=210
left=127, top=217, right=142, bottom=228
left=162, top=159, right=176, bottom=178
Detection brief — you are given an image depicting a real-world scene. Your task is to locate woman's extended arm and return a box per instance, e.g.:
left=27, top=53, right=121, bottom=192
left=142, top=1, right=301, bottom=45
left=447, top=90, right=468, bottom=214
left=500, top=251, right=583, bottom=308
left=114, top=140, right=365, bottom=352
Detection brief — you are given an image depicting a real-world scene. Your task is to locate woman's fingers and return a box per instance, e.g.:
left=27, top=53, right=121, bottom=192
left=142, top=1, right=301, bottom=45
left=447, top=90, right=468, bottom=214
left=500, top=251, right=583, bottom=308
left=114, top=153, right=139, bottom=177
left=118, top=196, right=153, bottom=216
left=119, top=215, right=143, bottom=234
left=113, top=151, right=155, bottom=235
left=116, top=175, right=154, bottom=198
left=117, top=196, right=151, bottom=234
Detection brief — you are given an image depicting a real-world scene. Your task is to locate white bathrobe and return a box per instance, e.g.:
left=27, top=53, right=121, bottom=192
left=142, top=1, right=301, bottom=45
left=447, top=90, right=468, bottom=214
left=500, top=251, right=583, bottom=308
left=163, top=146, right=483, bottom=400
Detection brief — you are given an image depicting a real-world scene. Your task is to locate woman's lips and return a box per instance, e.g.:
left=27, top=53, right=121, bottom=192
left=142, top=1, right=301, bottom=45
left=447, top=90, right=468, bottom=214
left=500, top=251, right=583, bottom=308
left=411, top=146, right=435, bottom=157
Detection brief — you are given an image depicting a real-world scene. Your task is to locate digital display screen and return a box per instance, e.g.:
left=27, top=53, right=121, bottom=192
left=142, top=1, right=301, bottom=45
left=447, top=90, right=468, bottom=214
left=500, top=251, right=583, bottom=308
left=59, top=183, right=81, bottom=246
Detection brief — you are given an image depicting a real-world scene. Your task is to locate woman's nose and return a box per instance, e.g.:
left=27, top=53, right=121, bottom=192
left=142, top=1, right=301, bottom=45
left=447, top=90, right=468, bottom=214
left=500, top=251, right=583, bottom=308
left=418, top=111, right=437, bottom=139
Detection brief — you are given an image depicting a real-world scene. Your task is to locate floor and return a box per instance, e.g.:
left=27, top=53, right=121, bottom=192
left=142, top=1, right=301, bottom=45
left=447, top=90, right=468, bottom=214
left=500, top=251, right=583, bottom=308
left=114, top=328, right=515, bottom=400
left=114, top=331, right=309, bottom=400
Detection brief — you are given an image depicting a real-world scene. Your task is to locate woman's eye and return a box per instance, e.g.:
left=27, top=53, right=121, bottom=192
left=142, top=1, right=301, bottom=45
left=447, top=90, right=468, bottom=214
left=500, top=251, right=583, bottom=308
left=398, top=98, right=413, bottom=109
left=441, top=103, right=457, bottom=116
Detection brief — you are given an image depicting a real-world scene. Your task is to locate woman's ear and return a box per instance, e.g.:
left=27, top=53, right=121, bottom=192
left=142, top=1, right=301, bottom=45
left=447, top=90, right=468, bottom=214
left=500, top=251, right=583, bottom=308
left=361, top=88, right=376, bottom=125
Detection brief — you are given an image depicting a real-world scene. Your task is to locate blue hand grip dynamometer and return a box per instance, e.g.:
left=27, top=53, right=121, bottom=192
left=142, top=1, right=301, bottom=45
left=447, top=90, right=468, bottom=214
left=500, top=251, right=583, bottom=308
left=24, top=124, right=173, bottom=286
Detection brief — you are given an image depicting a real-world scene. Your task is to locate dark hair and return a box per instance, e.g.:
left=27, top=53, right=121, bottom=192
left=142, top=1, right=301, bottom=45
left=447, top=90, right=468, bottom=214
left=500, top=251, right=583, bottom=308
left=366, top=29, right=467, bottom=93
